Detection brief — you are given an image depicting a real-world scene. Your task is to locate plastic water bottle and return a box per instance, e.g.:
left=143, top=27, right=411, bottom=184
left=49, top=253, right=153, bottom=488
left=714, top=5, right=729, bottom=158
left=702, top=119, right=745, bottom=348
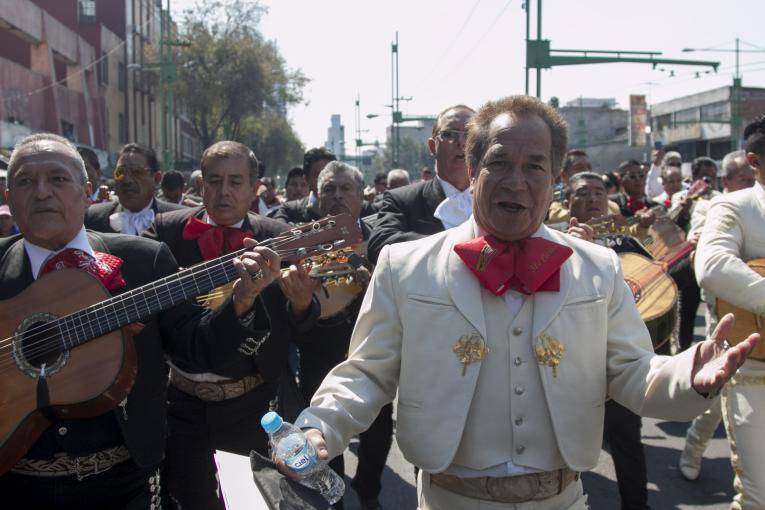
left=261, top=411, right=345, bottom=504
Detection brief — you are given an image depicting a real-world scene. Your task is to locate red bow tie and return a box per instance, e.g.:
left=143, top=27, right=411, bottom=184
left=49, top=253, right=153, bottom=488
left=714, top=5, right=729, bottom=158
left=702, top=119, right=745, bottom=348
left=39, top=248, right=126, bottom=291
left=182, top=215, right=253, bottom=261
left=454, top=235, right=573, bottom=296
left=626, top=196, right=646, bottom=214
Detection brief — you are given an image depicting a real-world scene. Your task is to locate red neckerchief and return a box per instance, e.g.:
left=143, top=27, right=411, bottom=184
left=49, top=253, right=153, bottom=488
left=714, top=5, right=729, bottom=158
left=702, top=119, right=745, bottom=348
left=40, top=248, right=126, bottom=291
left=454, top=235, right=573, bottom=296
left=182, top=215, right=254, bottom=261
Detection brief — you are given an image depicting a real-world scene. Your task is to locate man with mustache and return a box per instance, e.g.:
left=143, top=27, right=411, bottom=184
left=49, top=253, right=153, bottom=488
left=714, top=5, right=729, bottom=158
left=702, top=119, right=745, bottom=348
left=367, top=104, right=475, bottom=263
left=0, top=133, right=281, bottom=509
left=294, top=161, right=390, bottom=510
left=289, top=96, right=757, bottom=509
left=142, top=141, right=320, bottom=510
left=85, top=143, right=185, bottom=235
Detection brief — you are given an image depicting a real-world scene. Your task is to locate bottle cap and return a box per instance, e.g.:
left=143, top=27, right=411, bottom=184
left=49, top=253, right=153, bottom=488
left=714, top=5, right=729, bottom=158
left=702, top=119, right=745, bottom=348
left=261, top=411, right=283, bottom=434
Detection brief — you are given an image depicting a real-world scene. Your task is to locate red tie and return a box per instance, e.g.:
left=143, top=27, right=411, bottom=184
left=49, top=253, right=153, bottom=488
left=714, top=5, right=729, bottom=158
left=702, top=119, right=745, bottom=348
left=182, top=215, right=254, bottom=261
left=39, top=248, right=126, bottom=291
left=454, top=235, right=573, bottom=296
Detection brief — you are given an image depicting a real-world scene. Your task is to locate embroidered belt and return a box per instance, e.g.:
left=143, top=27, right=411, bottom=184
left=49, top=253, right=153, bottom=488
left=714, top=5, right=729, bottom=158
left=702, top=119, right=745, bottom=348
left=170, top=369, right=265, bottom=402
left=430, top=468, right=579, bottom=504
left=11, top=445, right=131, bottom=481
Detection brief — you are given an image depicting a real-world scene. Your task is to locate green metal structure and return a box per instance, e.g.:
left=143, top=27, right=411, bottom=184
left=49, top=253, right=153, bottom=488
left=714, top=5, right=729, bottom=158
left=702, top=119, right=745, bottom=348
left=524, top=0, right=720, bottom=99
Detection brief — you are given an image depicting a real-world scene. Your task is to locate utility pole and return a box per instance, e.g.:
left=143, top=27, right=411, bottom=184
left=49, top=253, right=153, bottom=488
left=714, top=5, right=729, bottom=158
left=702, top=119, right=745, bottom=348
left=157, top=0, right=189, bottom=171
left=391, top=32, right=400, bottom=167
left=682, top=39, right=765, bottom=150
left=524, top=0, right=719, bottom=98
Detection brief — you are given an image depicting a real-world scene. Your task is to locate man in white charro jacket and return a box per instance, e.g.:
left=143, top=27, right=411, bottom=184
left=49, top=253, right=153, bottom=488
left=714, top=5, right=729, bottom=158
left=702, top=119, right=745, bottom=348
left=695, top=116, right=765, bottom=510
left=293, top=96, right=757, bottom=510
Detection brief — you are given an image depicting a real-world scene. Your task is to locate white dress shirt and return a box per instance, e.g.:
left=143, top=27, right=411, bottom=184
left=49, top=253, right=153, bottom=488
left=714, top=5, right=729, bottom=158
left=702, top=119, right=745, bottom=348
left=109, top=201, right=156, bottom=235
left=25, top=226, right=94, bottom=280
left=433, top=176, right=473, bottom=229
left=645, top=164, right=664, bottom=200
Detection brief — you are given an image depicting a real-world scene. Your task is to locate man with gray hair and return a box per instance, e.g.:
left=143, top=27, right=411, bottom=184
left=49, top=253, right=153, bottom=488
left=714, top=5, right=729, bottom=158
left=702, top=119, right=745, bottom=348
left=387, top=168, right=411, bottom=190
left=0, top=133, right=284, bottom=508
left=296, top=160, right=393, bottom=510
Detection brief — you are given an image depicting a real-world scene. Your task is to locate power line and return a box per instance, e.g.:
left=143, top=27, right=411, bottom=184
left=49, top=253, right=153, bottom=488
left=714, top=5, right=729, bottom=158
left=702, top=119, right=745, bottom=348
left=424, top=0, right=514, bottom=92
left=412, top=0, right=483, bottom=93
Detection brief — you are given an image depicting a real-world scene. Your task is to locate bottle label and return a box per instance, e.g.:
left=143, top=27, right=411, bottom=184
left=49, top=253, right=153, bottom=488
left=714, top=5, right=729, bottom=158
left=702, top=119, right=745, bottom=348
left=285, top=442, right=317, bottom=475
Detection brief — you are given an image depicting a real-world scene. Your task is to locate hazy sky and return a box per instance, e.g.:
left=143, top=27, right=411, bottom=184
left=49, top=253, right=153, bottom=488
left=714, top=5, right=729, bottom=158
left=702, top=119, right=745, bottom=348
left=171, top=0, right=765, bottom=151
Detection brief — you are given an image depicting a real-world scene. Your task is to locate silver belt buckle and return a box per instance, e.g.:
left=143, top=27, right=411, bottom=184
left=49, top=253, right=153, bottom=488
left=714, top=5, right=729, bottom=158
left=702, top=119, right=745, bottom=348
left=486, top=473, right=541, bottom=503
left=194, top=382, right=226, bottom=401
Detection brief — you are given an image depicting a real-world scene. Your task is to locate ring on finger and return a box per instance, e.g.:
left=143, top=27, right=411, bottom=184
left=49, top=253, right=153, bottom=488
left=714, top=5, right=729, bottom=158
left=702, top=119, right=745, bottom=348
left=250, top=269, right=265, bottom=281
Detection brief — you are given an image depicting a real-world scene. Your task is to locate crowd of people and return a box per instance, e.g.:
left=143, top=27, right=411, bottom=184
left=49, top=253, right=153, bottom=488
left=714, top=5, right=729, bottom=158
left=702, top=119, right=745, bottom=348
left=0, top=95, right=764, bottom=510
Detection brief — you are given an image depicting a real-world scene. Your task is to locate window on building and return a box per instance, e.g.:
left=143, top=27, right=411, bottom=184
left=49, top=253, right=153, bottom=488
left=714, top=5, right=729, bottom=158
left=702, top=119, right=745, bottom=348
left=117, top=62, right=125, bottom=92
left=97, top=52, right=109, bottom=85
left=78, top=0, right=96, bottom=24
left=700, top=101, right=729, bottom=121
left=61, top=121, right=76, bottom=142
left=673, top=107, right=698, bottom=126
left=118, top=113, right=127, bottom=143
left=654, top=114, right=671, bottom=131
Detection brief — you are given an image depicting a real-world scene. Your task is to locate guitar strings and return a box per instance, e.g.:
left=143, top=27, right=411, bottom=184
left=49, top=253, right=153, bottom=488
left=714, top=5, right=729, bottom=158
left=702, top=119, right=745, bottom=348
left=0, top=227, right=350, bottom=370
left=0, top=247, right=305, bottom=372
left=0, top=231, right=290, bottom=351
left=0, top=245, right=316, bottom=374
left=0, top=237, right=316, bottom=363
left=0, top=224, right=333, bottom=351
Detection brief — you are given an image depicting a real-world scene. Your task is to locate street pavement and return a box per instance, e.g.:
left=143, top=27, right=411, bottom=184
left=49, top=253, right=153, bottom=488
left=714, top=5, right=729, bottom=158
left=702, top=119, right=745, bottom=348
left=338, top=308, right=737, bottom=510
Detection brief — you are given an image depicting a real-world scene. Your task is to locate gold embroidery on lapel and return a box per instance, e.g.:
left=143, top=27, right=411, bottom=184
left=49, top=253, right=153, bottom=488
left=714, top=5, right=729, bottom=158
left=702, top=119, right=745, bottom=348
left=534, top=333, right=565, bottom=377
left=473, top=245, right=495, bottom=273
left=453, top=333, right=489, bottom=376
left=528, top=245, right=556, bottom=273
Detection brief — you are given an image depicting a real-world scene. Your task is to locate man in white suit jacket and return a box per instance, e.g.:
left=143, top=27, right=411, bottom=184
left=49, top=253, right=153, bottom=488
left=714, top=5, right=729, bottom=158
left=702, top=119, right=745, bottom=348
left=293, top=96, right=757, bottom=510
left=695, top=116, right=765, bottom=510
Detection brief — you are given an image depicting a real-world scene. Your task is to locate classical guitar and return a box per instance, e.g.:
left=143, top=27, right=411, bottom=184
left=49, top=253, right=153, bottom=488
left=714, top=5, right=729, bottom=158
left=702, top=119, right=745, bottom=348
left=0, top=214, right=362, bottom=475
left=716, top=258, right=765, bottom=361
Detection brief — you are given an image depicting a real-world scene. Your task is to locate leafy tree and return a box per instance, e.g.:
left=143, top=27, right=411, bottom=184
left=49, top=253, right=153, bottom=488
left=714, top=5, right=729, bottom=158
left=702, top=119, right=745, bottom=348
left=174, top=0, right=306, bottom=174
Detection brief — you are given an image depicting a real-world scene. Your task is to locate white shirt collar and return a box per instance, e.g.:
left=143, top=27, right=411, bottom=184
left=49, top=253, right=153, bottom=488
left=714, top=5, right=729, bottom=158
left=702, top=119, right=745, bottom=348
left=203, top=212, right=244, bottom=230
left=25, top=226, right=94, bottom=280
left=437, top=175, right=464, bottom=199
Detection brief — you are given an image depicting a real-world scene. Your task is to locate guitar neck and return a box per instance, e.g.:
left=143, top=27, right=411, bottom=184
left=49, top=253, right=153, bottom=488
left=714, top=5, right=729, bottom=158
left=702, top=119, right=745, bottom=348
left=56, top=249, right=247, bottom=350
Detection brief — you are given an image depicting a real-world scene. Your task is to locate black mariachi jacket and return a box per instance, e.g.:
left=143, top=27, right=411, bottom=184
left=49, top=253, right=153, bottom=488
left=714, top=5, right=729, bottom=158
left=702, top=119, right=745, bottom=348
left=143, top=206, right=318, bottom=382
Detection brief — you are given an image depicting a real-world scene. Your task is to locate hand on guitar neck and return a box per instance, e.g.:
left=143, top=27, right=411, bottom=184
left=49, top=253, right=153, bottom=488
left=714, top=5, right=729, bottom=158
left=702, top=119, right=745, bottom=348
left=231, top=238, right=282, bottom=318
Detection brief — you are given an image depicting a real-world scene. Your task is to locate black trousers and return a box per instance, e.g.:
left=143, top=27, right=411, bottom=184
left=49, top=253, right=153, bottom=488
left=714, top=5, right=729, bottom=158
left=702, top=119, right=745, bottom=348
left=0, top=460, right=161, bottom=510
left=164, top=383, right=274, bottom=510
left=603, top=400, right=650, bottom=510
left=670, top=258, right=702, bottom=352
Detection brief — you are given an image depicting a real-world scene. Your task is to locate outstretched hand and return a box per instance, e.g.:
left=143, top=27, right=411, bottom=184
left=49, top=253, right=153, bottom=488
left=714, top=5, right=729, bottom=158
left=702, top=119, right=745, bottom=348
left=691, top=313, right=759, bottom=395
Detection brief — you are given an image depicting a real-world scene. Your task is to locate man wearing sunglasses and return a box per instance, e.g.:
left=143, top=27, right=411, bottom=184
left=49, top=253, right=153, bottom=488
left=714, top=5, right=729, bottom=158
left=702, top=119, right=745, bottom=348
left=85, top=143, right=185, bottom=235
left=368, top=104, right=475, bottom=263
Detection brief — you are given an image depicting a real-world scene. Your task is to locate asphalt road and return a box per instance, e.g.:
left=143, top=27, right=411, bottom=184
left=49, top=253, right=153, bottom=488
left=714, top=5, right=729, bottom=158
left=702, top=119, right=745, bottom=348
left=338, top=308, right=736, bottom=510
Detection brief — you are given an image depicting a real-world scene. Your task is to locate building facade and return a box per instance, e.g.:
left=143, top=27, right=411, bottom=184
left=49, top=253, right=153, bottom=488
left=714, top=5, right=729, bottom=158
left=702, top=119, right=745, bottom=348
left=0, top=0, right=201, bottom=172
left=651, top=85, right=765, bottom=161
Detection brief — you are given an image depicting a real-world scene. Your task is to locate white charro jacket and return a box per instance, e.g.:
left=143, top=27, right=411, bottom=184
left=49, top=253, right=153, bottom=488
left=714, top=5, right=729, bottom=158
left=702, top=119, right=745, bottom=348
left=297, top=220, right=710, bottom=473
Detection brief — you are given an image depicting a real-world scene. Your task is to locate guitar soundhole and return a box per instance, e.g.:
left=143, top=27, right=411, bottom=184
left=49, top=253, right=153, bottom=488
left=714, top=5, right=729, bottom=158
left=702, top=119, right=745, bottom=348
left=12, top=312, right=69, bottom=378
